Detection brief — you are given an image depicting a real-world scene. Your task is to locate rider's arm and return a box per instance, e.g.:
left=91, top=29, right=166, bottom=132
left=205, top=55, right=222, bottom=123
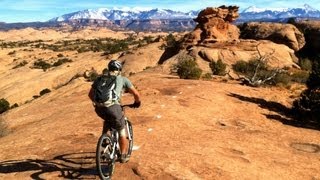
left=127, top=86, right=141, bottom=103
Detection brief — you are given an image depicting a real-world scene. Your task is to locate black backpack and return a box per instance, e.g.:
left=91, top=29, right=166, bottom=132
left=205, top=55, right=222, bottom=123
left=92, top=75, right=118, bottom=104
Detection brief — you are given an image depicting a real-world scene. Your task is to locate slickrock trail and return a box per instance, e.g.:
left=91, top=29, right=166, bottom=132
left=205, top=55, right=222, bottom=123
left=1, top=70, right=319, bottom=179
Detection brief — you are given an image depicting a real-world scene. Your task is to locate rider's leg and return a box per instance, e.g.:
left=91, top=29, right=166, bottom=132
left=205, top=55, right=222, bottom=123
left=119, top=128, right=129, bottom=163
left=102, top=104, right=129, bottom=163
left=119, top=128, right=128, bottom=154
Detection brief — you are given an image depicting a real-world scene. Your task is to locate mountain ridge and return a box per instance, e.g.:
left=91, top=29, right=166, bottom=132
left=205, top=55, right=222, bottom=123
left=0, top=4, right=320, bottom=31
left=49, top=4, right=320, bottom=22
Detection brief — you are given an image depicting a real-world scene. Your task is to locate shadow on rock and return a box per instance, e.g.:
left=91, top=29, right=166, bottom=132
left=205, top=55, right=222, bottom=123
left=228, top=93, right=320, bottom=131
left=0, top=152, right=97, bottom=179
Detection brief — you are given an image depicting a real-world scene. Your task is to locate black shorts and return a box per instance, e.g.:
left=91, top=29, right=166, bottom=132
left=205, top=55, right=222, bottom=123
left=95, top=104, right=125, bottom=132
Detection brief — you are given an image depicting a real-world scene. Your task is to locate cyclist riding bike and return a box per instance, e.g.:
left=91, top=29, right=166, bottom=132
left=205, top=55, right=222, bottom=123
left=89, top=60, right=141, bottom=163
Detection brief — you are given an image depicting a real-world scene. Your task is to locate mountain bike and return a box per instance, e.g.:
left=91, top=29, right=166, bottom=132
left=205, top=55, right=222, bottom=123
left=96, top=105, right=134, bottom=180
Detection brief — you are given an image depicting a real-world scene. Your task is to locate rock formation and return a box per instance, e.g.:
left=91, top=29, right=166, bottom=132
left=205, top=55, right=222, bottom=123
left=184, top=5, right=240, bottom=45
left=177, top=6, right=300, bottom=74
left=240, top=22, right=306, bottom=52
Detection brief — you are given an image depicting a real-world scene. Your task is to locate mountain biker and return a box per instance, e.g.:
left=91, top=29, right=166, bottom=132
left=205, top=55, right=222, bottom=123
left=89, top=60, right=141, bottom=163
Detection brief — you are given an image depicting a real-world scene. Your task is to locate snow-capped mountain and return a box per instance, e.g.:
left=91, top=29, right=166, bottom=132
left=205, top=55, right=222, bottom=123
left=49, top=8, right=198, bottom=22
left=49, top=4, right=320, bottom=23
left=239, top=4, right=320, bottom=21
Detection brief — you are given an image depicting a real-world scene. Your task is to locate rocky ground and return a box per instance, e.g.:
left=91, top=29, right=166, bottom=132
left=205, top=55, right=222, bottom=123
left=0, top=27, right=319, bottom=180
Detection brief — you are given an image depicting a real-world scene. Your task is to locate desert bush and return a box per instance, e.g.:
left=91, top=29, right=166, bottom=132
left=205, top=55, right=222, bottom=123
left=103, top=40, right=129, bottom=54
left=172, top=54, right=202, bottom=79
left=57, top=53, right=64, bottom=57
left=232, top=59, right=285, bottom=86
left=306, top=61, right=320, bottom=89
left=290, top=70, right=310, bottom=84
left=40, top=88, right=51, bottom=96
left=53, top=58, right=72, bottom=67
left=33, top=59, right=51, bottom=71
left=166, top=34, right=176, bottom=47
left=293, top=88, right=320, bottom=124
left=12, top=60, right=28, bottom=69
left=143, top=36, right=154, bottom=44
left=202, top=73, right=212, bottom=80
left=10, top=103, right=19, bottom=109
left=293, top=60, right=320, bottom=124
left=209, top=59, right=227, bottom=76
left=233, top=61, right=308, bottom=86
left=299, top=58, right=313, bottom=71
left=0, top=98, right=10, bottom=114
left=232, top=60, right=253, bottom=74
left=273, top=73, right=291, bottom=86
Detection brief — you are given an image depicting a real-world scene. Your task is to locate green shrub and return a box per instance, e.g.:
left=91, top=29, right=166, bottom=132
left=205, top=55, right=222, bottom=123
left=273, top=73, right=291, bottom=86
left=293, top=60, right=320, bottom=124
left=232, top=59, right=295, bottom=87
left=306, top=61, right=320, bottom=89
left=33, top=59, right=51, bottom=71
left=233, top=59, right=269, bottom=76
left=299, top=58, right=313, bottom=71
left=293, top=88, right=320, bottom=123
left=202, top=73, right=212, bottom=80
left=143, top=36, right=154, bottom=44
left=209, top=59, right=227, bottom=76
left=173, top=54, right=202, bottom=79
left=0, top=98, right=10, bottom=114
left=290, top=70, right=310, bottom=84
left=40, top=88, right=51, bottom=96
left=232, top=60, right=248, bottom=74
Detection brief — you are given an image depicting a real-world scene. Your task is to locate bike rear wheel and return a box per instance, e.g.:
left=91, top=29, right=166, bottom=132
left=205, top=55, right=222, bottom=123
left=96, top=133, right=115, bottom=180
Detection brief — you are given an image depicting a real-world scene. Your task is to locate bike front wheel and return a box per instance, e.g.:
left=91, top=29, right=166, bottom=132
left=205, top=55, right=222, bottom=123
left=126, top=120, right=134, bottom=157
left=96, top=133, right=115, bottom=180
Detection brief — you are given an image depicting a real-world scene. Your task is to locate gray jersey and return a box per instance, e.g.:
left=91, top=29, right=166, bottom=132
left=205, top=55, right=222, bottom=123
left=114, top=75, right=133, bottom=104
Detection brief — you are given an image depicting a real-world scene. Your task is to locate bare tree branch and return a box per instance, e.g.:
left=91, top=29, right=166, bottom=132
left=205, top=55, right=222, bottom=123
left=232, top=43, right=282, bottom=87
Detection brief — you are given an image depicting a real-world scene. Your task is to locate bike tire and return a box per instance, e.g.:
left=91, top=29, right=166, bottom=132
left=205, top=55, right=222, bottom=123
left=96, top=133, right=115, bottom=180
left=126, top=120, right=134, bottom=157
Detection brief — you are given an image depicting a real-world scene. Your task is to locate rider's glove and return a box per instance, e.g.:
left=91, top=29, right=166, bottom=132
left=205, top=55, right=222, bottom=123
left=131, top=101, right=141, bottom=108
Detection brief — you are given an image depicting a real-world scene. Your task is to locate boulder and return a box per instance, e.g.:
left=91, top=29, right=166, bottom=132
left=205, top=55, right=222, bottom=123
left=240, top=22, right=306, bottom=52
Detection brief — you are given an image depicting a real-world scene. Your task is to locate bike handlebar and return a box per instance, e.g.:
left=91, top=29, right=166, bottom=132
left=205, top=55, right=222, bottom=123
left=121, top=104, right=138, bottom=109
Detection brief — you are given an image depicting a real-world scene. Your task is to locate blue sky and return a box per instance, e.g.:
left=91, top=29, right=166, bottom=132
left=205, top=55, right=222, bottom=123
left=0, top=0, right=319, bottom=23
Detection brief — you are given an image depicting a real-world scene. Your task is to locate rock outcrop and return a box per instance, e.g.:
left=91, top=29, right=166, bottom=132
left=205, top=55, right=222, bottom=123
left=162, top=40, right=299, bottom=75
left=240, top=22, right=306, bottom=52
left=184, top=5, right=240, bottom=45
